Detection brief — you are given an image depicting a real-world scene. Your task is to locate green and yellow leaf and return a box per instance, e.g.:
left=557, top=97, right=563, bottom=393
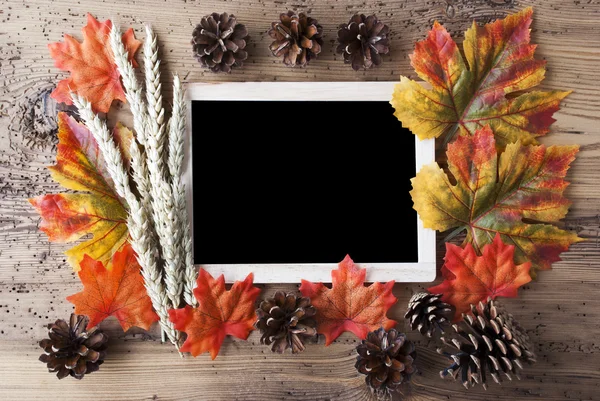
left=391, top=7, right=570, bottom=148
left=411, top=125, right=582, bottom=276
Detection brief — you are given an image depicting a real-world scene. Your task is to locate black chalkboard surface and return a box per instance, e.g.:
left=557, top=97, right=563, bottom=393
left=191, top=100, right=417, bottom=265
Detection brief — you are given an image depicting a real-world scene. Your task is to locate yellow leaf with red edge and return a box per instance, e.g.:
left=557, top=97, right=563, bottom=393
left=67, top=243, right=159, bottom=331
left=168, top=270, right=261, bottom=359
left=429, top=234, right=532, bottom=320
left=411, top=125, right=582, bottom=276
left=29, top=112, right=132, bottom=271
left=299, top=255, right=397, bottom=345
left=48, top=13, right=141, bottom=113
left=391, top=7, right=570, bottom=148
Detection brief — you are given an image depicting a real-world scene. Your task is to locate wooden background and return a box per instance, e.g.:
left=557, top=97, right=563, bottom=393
left=1, top=0, right=599, bottom=400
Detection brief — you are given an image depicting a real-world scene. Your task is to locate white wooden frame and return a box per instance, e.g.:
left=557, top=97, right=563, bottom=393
left=184, top=82, right=436, bottom=283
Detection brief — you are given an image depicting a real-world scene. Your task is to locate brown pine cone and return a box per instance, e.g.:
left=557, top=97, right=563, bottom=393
left=39, top=314, right=108, bottom=379
left=438, top=298, right=536, bottom=389
left=255, top=291, right=317, bottom=353
left=336, top=14, right=390, bottom=70
left=405, top=292, right=454, bottom=338
left=192, top=12, right=249, bottom=73
left=355, top=327, right=416, bottom=398
left=268, top=11, right=323, bottom=67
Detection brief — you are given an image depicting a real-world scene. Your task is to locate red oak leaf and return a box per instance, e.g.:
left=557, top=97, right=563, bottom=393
left=48, top=13, right=141, bottom=113
left=429, top=234, right=532, bottom=320
left=299, top=255, right=397, bottom=345
left=168, top=270, right=261, bottom=359
left=66, top=243, right=159, bottom=331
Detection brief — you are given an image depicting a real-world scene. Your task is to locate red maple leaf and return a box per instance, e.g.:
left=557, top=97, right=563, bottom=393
left=66, top=243, right=159, bottom=331
left=48, top=14, right=141, bottom=113
left=299, top=255, right=397, bottom=345
left=168, top=269, right=261, bottom=359
left=429, top=234, right=532, bottom=320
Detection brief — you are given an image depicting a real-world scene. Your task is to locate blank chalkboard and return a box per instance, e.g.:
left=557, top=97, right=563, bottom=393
left=191, top=100, right=418, bottom=265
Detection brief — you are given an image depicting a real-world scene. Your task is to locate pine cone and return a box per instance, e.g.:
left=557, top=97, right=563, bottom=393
left=355, top=327, right=416, bottom=398
left=255, top=291, right=317, bottom=353
left=405, top=292, right=454, bottom=338
left=268, top=11, right=323, bottom=67
left=192, top=12, right=249, bottom=73
left=336, top=14, right=390, bottom=71
left=39, top=314, right=108, bottom=380
left=438, top=298, right=536, bottom=389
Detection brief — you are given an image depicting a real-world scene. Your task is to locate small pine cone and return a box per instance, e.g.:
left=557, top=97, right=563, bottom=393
left=192, top=12, right=249, bottom=73
left=336, top=14, right=390, bottom=71
left=268, top=11, right=323, bottom=67
left=39, top=314, right=108, bottom=380
left=405, top=292, right=454, bottom=338
left=355, top=327, right=416, bottom=398
left=255, top=291, right=317, bottom=353
left=438, top=298, right=536, bottom=390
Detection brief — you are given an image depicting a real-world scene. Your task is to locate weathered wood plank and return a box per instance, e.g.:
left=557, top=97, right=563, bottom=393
left=1, top=0, right=599, bottom=400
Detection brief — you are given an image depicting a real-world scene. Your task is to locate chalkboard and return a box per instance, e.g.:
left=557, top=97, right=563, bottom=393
left=192, top=99, right=417, bottom=264
left=185, top=82, right=436, bottom=283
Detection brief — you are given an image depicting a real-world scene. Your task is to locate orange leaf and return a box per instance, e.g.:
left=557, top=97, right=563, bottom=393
left=29, top=112, right=130, bottom=270
left=429, top=234, right=532, bottom=320
left=168, top=270, right=261, bottom=359
left=48, top=13, right=141, bottom=113
left=67, top=243, right=159, bottom=331
left=299, top=255, right=397, bottom=345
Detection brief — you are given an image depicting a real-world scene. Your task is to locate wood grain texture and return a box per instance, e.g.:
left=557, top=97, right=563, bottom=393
left=1, top=0, right=599, bottom=400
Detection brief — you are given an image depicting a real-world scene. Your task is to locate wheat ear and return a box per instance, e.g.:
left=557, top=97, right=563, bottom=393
left=142, top=25, right=184, bottom=308
left=144, top=24, right=166, bottom=171
left=109, top=24, right=148, bottom=146
left=109, top=23, right=153, bottom=219
left=168, top=75, right=197, bottom=306
left=71, top=95, right=181, bottom=350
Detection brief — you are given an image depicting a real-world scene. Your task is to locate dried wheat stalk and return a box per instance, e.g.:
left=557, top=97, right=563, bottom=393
left=70, top=23, right=197, bottom=351
left=141, top=25, right=184, bottom=309
left=169, top=75, right=197, bottom=306
left=71, top=94, right=181, bottom=349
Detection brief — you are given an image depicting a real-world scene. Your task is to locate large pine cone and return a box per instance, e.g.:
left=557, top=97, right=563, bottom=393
left=192, top=12, right=249, bottom=73
left=405, top=292, right=454, bottom=338
left=438, top=298, right=536, bottom=389
left=39, top=314, right=108, bottom=379
left=355, top=327, right=416, bottom=397
left=336, top=14, right=390, bottom=70
left=268, top=11, right=323, bottom=67
left=255, top=291, right=317, bottom=353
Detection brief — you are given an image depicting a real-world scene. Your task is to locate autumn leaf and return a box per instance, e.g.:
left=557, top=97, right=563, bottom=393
left=67, top=243, right=159, bottom=331
left=299, top=255, right=397, bottom=345
left=29, top=112, right=131, bottom=270
left=391, top=7, right=570, bottom=148
left=411, top=125, right=582, bottom=276
left=429, top=234, right=532, bottom=320
left=48, top=13, right=141, bottom=113
left=168, top=270, right=261, bottom=359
